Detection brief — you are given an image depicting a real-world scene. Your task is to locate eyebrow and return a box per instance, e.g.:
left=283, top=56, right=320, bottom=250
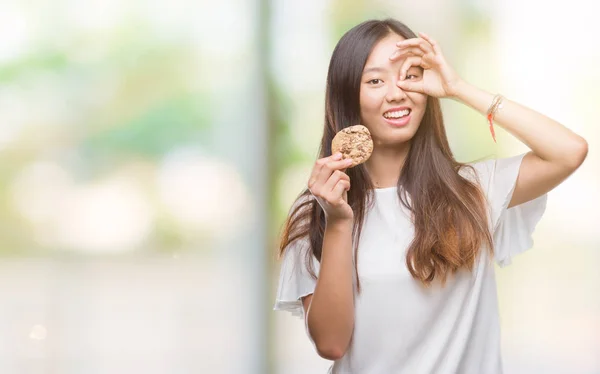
left=362, top=67, right=386, bottom=75
left=362, top=65, right=421, bottom=76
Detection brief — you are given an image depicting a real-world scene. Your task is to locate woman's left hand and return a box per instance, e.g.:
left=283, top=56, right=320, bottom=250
left=389, top=32, right=464, bottom=98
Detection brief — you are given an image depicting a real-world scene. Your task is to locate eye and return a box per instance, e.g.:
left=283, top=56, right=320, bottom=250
left=406, top=74, right=418, bottom=80
left=367, top=79, right=383, bottom=84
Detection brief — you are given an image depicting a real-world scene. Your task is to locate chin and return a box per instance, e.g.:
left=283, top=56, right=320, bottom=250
left=373, top=132, right=416, bottom=147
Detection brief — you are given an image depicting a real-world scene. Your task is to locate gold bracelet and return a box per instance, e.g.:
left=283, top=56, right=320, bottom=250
left=487, top=94, right=504, bottom=117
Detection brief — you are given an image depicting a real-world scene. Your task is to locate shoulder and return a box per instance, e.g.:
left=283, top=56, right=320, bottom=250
left=458, top=158, right=496, bottom=189
left=288, top=191, right=316, bottom=219
left=281, top=191, right=316, bottom=255
left=458, top=154, right=529, bottom=185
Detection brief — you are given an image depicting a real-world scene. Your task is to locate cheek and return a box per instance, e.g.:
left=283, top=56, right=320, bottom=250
left=409, top=93, right=428, bottom=112
left=416, top=94, right=428, bottom=107
left=360, top=91, right=382, bottom=114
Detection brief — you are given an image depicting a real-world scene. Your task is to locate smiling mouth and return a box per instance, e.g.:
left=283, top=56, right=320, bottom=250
left=383, top=108, right=411, bottom=119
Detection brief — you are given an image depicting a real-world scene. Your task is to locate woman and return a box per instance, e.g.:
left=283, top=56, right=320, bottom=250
left=273, top=18, right=587, bottom=373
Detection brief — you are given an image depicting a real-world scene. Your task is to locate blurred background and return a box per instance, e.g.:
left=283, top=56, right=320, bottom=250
left=0, top=0, right=598, bottom=373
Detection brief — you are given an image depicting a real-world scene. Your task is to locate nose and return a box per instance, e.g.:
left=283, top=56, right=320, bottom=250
left=385, top=78, right=407, bottom=102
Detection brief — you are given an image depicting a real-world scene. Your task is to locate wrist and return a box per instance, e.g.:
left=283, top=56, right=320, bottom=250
left=325, top=218, right=354, bottom=232
left=448, top=79, right=470, bottom=101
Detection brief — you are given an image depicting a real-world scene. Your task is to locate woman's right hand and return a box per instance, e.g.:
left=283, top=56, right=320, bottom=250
left=308, top=153, right=354, bottom=224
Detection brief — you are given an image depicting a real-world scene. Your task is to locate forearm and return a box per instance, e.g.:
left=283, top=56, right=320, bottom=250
left=307, top=220, right=355, bottom=357
left=451, top=81, right=588, bottom=168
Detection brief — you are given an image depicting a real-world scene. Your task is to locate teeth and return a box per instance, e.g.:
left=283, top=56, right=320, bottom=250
left=384, top=109, right=410, bottom=119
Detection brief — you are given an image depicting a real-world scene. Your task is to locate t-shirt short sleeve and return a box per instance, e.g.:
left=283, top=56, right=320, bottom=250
left=464, top=153, right=548, bottom=267
left=273, top=237, right=320, bottom=318
left=273, top=195, right=320, bottom=318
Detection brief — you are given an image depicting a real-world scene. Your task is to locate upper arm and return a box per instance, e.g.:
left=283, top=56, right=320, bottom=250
left=508, top=148, right=587, bottom=209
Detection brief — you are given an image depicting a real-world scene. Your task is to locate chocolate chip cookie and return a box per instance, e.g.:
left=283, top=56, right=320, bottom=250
left=331, top=125, right=373, bottom=168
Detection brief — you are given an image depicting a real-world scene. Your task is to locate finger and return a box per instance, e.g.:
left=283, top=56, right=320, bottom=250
left=389, top=47, right=424, bottom=61
left=330, top=179, right=351, bottom=203
left=399, top=56, right=422, bottom=80
left=309, top=152, right=343, bottom=189
left=314, top=158, right=353, bottom=193
left=418, top=32, right=441, bottom=55
left=323, top=169, right=350, bottom=195
left=396, top=38, right=433, bottom=55
left=397, top=79, right=424, bottom=93
left=318, top=158, right=352, bottom=183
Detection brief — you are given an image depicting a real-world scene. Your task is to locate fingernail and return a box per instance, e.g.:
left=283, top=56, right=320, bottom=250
left=333, top=152, right=342, bottom=159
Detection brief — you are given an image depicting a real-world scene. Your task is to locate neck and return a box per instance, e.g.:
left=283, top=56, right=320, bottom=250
left=365, top=143, right=411, bottom=189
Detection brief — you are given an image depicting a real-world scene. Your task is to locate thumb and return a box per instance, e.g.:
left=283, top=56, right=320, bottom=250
left=397, top=79, right=424, bottom=93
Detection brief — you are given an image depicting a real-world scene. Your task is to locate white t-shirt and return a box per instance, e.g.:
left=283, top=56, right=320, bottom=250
left=273, top=153, right=548, bottom=374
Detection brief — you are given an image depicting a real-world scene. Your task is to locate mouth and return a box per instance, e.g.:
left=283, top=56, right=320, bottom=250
left=382, top=107, right=411, bottom=127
